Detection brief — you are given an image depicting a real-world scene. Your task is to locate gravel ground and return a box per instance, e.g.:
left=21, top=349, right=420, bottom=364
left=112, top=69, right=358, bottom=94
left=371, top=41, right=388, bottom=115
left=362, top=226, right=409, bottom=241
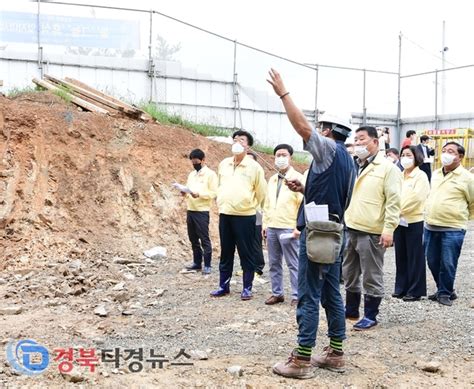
left=0, top=224, right=473, bottom=388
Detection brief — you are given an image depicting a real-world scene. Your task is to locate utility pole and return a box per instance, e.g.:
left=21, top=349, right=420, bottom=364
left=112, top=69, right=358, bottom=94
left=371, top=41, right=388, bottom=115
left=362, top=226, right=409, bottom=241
left=441, top=20, right=448, bottom=114
left=396, top=32, right=402, bottom=148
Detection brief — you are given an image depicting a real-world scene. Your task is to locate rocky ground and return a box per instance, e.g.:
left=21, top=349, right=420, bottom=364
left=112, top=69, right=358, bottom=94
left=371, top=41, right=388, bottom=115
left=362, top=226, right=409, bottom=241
left=0, top=92, right=473, bottom=388
left=0, top=235, right=473, bottom=388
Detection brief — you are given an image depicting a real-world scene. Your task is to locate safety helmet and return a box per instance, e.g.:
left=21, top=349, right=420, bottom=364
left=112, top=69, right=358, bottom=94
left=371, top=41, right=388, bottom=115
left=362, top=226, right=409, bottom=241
left=317, top=113, right=353, bottom=138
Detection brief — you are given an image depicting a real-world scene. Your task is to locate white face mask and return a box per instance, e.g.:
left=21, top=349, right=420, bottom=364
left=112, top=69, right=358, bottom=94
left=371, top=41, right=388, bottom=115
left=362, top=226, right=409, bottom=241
left=275, top=156, right=289, bottom=170
left=441, top=152, right=455, bottom=166
left=354, top=145, right=370, bottom=160
left=231, top=142, right=245, bottom=155
left=400, top=157, right=414, bottom=169
left=386, top=156, right=395, bottom=163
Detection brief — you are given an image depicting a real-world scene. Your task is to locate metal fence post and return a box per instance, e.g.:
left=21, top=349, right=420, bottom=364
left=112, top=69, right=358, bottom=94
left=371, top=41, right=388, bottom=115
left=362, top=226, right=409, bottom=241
left=37, top=0, right=43, bottom=79
left=148, top=11, right=154, bottom=103
left=435, top=70, right=439, bottom=130
left=232, top=40, right=238, bottom=129
left=397, top=32, right=402, bottom=147
left=362, top=69, right=367, bottom=125
left=314, top=65, right=319, bottom=123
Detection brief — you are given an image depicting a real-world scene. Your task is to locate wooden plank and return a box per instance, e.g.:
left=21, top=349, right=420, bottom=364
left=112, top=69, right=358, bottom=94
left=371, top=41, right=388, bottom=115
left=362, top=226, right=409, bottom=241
left=62, top=76, right=139, bottom=113
left=64, top=76, right=152, bottom=121
left=32, top=78, right=109, bottom=114
left=45, top=74, right=138, bottom=115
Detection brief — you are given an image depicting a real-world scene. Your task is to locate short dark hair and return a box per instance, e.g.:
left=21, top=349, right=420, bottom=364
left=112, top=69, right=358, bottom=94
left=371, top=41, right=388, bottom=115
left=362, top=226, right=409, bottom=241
left=345, top=143, right=354, bottom=148
left=232, top=129, right=254, bottom=146
left=443, top=141, right=465, bottom=157
left=189, top=148, right=205, bottom=160
left=406, top=130, right=416, bottom=138
left=420, top=135, right=430, bottom=142
left=355, top=126, right=378, bottom=139
left=273, top=143, right=294, bottom=156
left=386, top=148, right=400, bottom=157
left=400, top=145, right=424, bottom=167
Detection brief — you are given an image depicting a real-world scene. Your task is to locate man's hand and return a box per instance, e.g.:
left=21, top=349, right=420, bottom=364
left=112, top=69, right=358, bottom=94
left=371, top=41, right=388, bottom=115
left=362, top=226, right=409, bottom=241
left=379, top=233, right=393, bottom=248
left=286, top=178, right=304, bottom=194
left=191, top=192, right=199, bottom=199
left=292, top=228, right=301, bottom=239
left=267, top=68, right=288, bottom=97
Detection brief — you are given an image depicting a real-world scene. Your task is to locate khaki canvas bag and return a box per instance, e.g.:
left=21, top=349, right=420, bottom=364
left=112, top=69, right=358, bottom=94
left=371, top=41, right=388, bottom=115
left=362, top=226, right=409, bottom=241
left=306, top=219, right=344, bottom=264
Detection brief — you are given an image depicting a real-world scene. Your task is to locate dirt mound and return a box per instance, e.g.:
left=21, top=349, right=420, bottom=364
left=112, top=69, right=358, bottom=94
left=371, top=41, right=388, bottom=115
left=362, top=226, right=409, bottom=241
left=0, top=92, right=297, bottom=270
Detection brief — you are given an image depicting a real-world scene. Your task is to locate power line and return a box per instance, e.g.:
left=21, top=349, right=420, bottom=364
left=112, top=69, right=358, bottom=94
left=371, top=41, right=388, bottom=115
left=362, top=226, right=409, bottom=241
left=401, top=33, right=457, bottom=67
left=44, top=1, right=397, bottom=74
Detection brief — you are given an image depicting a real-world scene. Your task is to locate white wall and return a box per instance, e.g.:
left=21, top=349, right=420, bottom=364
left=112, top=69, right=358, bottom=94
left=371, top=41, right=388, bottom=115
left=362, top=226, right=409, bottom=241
left=0, top=51, right=308, bottom=151
left=1, top=51, right=473, bottom=153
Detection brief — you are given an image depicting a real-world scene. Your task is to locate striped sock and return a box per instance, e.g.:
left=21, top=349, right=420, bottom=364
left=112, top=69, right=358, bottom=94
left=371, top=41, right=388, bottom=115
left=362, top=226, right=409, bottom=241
left=330, top=338, right=343, bottom=352
left=296, top=345, right=312, bottom=359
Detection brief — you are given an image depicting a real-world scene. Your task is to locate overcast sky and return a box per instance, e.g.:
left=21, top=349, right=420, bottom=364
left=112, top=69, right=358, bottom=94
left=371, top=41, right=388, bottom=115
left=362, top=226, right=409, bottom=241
left=86, top=0, right=474, bottom=116
left=5, top=0, right=474, bottom=117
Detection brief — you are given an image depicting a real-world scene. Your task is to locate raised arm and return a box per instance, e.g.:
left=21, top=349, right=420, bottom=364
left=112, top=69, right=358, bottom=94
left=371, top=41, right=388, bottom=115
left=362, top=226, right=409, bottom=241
left=267, top=68, right=312, bottom=142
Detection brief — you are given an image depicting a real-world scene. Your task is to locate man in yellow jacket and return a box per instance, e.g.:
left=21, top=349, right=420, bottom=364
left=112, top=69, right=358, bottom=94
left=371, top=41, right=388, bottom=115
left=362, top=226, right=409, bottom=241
left=343, top=126, right=402, bottom=330
left=210, top=130, right=267, bottom=300
left=182, top=149, right=218, bottom=275
left=424, top=142, right=474, bottom=306
left=263, top=144, right=304, bottom=306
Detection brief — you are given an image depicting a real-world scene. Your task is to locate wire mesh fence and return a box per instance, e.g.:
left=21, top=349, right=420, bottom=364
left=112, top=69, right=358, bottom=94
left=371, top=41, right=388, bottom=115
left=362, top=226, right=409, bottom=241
left=1, top=2, right=473, bottom=150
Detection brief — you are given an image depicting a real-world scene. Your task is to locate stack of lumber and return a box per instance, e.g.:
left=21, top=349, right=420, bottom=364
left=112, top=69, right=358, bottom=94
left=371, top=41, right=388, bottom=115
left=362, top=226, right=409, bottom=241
left=32, top=75, right=152, bottom=121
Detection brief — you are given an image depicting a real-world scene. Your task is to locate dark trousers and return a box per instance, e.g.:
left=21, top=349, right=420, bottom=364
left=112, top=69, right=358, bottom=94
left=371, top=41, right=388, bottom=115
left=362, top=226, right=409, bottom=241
left=186, top=210, right=212, bottom=267
left=419, top=163, right=432, bottom=182
left=219, top=214, right=257, bottom=273
left=253, top=225, right=265, bottom=275
left=393, top=221, right=426, bottom=297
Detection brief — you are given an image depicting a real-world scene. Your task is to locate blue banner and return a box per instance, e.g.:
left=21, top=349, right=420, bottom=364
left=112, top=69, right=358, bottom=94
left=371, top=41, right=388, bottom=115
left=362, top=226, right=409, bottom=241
left=0, top=11, right=140, bottom=49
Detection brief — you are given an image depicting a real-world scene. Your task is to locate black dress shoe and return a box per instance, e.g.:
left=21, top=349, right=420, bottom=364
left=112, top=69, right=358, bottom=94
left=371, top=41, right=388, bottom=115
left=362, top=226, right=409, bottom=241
left=437, top=295, right=453, bottom=306
left=185, top=263, right=202, bottom=271
left=429, top=291, right=457, bottom=301
left=403, top=295, right=421, bottom=302
left=391, top=293, right=405, bottom=299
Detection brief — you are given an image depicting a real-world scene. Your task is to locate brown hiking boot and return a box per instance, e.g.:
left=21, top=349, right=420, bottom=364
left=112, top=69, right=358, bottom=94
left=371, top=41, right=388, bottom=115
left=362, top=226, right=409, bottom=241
left=272, top=350, right=315, bottom=379
left=311, top=346, right=345, bottom=372
left=265, top=295, right=284, bottom=305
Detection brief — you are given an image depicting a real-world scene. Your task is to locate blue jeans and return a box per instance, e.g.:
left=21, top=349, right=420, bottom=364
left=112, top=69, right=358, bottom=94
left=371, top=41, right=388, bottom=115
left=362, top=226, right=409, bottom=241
left=424, top=229, right=466, bottom=297
left=296, top=229, right=346, bottom=347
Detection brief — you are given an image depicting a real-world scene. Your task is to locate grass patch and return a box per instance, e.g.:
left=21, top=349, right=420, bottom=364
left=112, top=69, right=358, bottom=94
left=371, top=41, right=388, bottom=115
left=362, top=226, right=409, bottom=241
left=292, top=151, right=311, bottom=164
left=252, top=143, right=274, bottom=155
left=141, top=103, right=231, bottom=137
left=140, top=102, right=310, bottom=161
left=52, top=85, right=73, bottom=104
left=6, top=86, right=39, bottom=98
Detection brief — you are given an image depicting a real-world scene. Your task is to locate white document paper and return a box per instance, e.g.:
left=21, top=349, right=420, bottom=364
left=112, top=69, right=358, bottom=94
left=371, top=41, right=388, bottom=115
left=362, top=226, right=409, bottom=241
left=304, top=202, right=329, bottom=222
left=399, top=217, right=409, bottom=227
left=279, top=233, right=294, bottom=241
left=423, top=157, right=434, bottom=164
left=172, top=182, right=192, bottom=194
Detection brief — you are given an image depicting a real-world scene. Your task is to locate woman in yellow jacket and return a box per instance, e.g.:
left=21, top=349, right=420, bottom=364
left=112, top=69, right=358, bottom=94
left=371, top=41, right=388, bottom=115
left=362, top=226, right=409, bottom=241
left=392, top=145, right=430, bottom=301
